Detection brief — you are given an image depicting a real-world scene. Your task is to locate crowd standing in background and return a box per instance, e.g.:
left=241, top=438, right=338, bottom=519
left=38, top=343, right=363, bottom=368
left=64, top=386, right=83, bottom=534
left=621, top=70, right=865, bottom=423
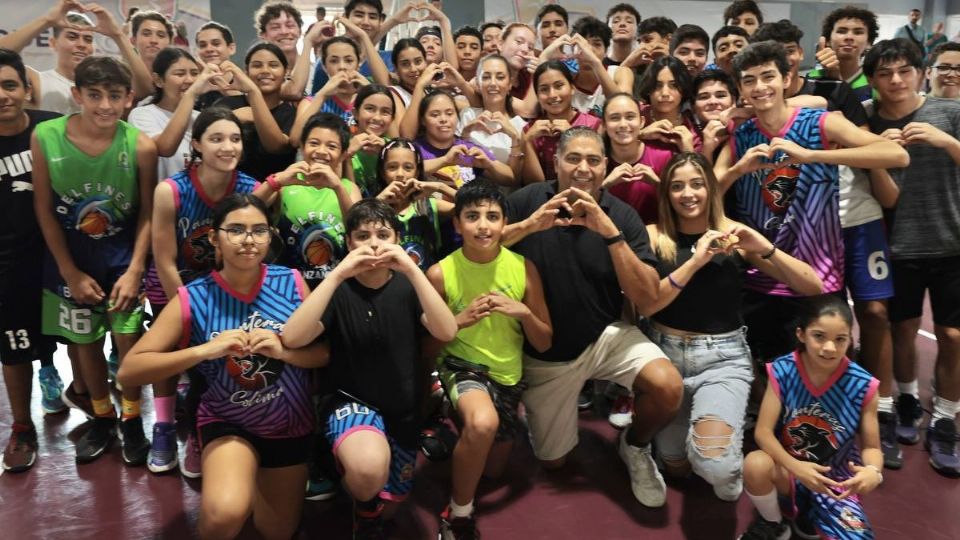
left=2, top=1, right=960, bottom=539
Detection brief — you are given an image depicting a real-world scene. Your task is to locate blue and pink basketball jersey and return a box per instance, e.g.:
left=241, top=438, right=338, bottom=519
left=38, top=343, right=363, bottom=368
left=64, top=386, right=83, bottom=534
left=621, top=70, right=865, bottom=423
left=178, top=264, right=314, bottom=438
left=731, top=108, right=844, bottom=296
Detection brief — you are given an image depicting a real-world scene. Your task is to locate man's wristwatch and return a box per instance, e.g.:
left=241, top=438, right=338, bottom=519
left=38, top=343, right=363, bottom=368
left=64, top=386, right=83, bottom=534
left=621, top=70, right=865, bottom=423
left=604, top=230, right=625, bottom=246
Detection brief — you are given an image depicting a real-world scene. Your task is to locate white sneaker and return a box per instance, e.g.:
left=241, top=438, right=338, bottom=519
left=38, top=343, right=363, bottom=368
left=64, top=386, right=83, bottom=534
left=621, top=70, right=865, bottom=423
left=712, top=475, right=743, bottom=502
left=607, top=393, right=633, bottom=429
left=618, top=429, right=666, bottom=507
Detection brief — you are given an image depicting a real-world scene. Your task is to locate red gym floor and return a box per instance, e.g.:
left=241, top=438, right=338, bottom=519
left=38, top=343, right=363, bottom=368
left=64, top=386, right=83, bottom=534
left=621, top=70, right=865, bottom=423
left=1, top=304, right=959, bottom=539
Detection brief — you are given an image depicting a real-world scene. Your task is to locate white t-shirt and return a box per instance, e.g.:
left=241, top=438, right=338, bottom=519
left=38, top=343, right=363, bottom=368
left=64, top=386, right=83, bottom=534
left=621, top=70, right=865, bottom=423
left=571, top=66, right=619, bottom=117
left=838, top=99, right=885, bottom=228
left=128, top=103, right=199, bottom=181
left=456, top=107, right=526, bottom=164
left=38, top=69, right=80, bottom=115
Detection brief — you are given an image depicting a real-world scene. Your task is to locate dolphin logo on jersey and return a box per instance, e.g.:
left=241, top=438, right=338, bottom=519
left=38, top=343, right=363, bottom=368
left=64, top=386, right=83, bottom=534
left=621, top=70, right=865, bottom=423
left=403, top=241, right=428, bottom=270
left=75, top=197, right=117, bottom=239
left=298, top=223, right=344, bottom=269
left=226, top=353, right=285, bottom=391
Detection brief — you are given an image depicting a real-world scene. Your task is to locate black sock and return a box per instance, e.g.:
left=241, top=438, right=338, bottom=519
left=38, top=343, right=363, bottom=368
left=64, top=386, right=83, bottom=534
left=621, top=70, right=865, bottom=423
left=356, top=496, right=383, bottom=516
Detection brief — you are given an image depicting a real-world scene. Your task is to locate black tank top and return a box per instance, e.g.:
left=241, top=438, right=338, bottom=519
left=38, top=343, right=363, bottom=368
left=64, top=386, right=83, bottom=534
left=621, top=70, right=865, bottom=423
left=653, top=231, right=746, bottom=334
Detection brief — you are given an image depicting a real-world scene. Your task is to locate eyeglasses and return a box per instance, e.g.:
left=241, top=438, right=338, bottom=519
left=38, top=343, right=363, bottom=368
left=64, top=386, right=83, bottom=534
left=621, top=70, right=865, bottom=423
left=934, top=64, right=960, bottom=75
left=218, top=226, right=272, bottom=245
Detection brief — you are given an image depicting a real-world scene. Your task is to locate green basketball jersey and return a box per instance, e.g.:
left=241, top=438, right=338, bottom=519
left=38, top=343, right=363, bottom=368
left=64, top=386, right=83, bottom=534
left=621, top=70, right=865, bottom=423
left=34, top=115, right=140, bottom=239
left=278, top=180, right=353, bottom=286
left=440, top=246, right=526, bottom=385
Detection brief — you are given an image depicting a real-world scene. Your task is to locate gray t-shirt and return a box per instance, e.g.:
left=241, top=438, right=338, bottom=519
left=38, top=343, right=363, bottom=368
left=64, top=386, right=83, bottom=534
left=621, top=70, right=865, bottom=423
left=868, top=97, right=960, bottom=259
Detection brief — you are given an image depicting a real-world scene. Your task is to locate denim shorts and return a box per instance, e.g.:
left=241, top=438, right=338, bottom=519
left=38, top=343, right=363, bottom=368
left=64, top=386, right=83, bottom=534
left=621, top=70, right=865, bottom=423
left=644, top=324, right=753, bottom=460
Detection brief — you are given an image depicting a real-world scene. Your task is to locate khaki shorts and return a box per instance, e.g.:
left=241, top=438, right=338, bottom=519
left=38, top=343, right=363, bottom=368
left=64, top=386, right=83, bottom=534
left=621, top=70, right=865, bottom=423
left=522, top=322, right=666, bottom=461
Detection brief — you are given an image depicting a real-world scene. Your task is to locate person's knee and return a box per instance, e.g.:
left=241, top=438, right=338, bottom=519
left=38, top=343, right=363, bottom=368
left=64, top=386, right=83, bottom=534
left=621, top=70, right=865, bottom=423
left=344, top=461, right=389, bottom=501
left=200, top=496, right=249, bottom=540
left=462, top=404, right=500, bottom=442
left=856, top=301, right=889, bottom=327
left=636, top=360, right=683, bottom=412
left=688, top=418, right=740, bottom=486
left=742, top=449, right=775, bottom=482
left=935, top=326, right=960, bottom=351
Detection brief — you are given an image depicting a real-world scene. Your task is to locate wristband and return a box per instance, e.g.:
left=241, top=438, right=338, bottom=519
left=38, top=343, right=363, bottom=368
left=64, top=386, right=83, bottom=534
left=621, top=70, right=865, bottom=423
left=266, top=174, right=282, bottom=192
left=668, top=274, right=684, bottom=290
left=603, top=231, right=625, bottom=246
left=760, top=244, right=777, bottom=259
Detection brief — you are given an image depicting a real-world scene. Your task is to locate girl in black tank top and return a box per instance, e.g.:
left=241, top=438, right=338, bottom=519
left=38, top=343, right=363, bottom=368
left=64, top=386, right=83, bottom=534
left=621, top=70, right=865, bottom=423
left=636, top=152, right=822, bottom=495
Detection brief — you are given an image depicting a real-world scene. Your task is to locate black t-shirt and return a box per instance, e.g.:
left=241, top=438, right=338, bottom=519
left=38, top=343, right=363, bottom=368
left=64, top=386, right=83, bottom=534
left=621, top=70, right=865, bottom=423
left=653, top=231, right=746, bottom=333
left=322, top=272, right=426, bottom=444
left=507, top=181, right=657, bottom=361
left=796, top=78, right=868, bottom=126
left=0, top=109, right=60, bottom=284
left=213, top=94, right=297, bottom=182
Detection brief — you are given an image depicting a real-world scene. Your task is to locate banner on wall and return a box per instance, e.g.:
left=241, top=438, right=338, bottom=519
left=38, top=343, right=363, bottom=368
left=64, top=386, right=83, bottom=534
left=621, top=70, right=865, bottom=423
left=0, top=1, right=211, bottom=72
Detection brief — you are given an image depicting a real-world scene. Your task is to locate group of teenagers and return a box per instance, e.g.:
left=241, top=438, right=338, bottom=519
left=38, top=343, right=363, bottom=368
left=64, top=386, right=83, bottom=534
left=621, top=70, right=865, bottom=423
left=0, top=0, right=959, bottom=539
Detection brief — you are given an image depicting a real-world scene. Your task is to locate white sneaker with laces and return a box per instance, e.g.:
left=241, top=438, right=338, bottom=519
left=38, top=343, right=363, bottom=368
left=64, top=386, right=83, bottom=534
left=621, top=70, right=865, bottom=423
left=618, top=428, right=666, bottom=507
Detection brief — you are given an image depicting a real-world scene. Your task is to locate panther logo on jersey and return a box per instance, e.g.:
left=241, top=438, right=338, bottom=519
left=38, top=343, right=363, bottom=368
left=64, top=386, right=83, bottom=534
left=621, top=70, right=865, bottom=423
left=180, top=225, right=216, bottom=272
left=761, top=164, right=799, bottom=214
left=226, top=353, right=285, bottom=391
left=782, top=414, right=840, bottom=463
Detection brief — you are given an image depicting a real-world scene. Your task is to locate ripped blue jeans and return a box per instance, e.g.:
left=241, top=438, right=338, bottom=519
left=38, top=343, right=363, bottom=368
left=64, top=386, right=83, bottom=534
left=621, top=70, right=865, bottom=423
left=646, top=324, right=753, bottom=491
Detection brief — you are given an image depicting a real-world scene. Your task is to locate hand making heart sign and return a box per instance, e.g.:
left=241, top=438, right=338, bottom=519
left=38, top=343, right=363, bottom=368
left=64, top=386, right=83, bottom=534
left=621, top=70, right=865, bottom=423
left=601, top=162, right=661, bottom=189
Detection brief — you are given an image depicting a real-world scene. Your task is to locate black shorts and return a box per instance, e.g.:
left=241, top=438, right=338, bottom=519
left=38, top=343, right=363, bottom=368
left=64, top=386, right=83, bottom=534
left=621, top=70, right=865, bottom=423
left=742, top=290, right=847, bottom=363
left=890, top=256, right=960, bottom=327
left=198, top=422, right=311, bottom=468
left=438, top=357, right=527, bottom=441
left=0, top=283, right=56, bottom=366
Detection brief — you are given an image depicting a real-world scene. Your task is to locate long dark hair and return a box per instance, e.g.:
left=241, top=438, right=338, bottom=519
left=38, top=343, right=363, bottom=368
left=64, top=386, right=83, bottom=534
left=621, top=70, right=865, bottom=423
left=150, top=47, right=199, bottom=105
left=188, top=107, right=243, bottom=167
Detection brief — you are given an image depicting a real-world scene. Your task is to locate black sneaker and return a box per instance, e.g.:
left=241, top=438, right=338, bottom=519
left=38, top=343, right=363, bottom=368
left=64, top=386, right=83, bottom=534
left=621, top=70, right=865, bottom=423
left=577, top=380, right=594, bottom=411
left=878, top=411, right=903, bottom=469
left=896, top=393, right=923, bottom=444
left=118, top=416, right=150, bottom=466
left=439, top=506, right=479, bottom=540
left=353, top=509, right=385, bottom=540
left=76, top=417, right=116, bottom=463
left=792, top=513, right=819, bottom=540
left=737, top=517, right=790, bottom=540
left=925, top=418, right=960, bottom=477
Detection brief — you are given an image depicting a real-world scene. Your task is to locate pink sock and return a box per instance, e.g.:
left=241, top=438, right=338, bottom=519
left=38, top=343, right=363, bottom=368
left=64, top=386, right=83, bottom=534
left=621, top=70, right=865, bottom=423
left=154, top=396, right=176, bottom=425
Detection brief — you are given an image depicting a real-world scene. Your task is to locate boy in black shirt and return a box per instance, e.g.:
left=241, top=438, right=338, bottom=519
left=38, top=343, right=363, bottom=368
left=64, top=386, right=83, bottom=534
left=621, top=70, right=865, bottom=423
left=283, top=200, right=457, bottom=536
left=0, top=49, right=63, bottom=473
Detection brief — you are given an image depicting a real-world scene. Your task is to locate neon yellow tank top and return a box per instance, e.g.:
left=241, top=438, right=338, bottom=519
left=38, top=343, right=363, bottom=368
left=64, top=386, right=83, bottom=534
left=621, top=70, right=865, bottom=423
left=439, top=247, right=526, bottom=385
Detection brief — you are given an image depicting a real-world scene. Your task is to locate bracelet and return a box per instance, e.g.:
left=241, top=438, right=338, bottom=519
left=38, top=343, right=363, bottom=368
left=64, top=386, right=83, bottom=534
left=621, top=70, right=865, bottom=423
left=509, top=151, right=525, bottom=158
left=668, top=274, right=685, bottom=290
left=266, top=174, right=282, bottom=192
left=760, top=244, right=777, bottom=259
left=865, top=464, right=883, bottom=483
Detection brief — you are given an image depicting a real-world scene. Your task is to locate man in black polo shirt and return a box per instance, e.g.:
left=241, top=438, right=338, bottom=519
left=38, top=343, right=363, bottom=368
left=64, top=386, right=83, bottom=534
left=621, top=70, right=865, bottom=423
left=505, top=127, right=682, bottom=508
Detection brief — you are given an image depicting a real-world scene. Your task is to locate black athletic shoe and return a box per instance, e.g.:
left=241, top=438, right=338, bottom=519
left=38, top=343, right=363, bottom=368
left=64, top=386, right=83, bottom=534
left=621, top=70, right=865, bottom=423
left=878, top=411, right=903, bottom=469
left=353, top=510, right=385, bottom=540
left=896, top=393, right=923, bottom=444
left=119, top=416, right=150, bottom=466
left=737, top=517, right=790, bottom=540
left=439, top=506, right=480, bottom=540
left=76, top=417, right=116, bottom=463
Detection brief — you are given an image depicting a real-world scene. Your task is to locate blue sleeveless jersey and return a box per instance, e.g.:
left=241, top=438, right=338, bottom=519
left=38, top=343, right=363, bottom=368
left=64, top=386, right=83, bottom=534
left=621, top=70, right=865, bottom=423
left=165, top=166, right=258, bottom=283
left=768, top=352, right=878, bottom=538
left=769, top=351, right=877, bottom=474
left=179, top=264, right=314, bottom=438
left=731, top=108, right=843, bottom=295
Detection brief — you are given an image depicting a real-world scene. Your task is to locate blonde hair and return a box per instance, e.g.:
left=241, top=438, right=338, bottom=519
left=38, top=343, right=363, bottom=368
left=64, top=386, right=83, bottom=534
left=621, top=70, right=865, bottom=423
left=655, top=152, right=733, bottom=263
